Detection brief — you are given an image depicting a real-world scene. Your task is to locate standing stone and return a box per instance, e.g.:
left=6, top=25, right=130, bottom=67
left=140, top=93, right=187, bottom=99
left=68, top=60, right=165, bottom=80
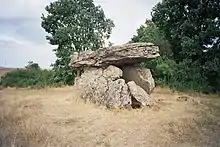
left=106, top=79, right=131, bottom=108
left=127, top=81, right=152, bottom=107
left=74, top=65, right=131, bottom=109
left=122, top=66, right=155, bottom=94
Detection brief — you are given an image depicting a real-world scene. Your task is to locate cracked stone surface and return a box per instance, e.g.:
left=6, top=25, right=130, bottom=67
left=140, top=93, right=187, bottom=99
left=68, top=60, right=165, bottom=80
left=74, top=65, right=131, bottom=109
left=70, top=43, right=160, bottom=68
left=122, top=66, right=155, bottom=94
left=127, top=81, right=152, bottom=107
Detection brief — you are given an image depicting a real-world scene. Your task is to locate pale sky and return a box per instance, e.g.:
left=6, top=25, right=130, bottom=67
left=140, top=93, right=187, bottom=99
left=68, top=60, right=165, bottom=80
left=0, top=0, right=161, bottom=68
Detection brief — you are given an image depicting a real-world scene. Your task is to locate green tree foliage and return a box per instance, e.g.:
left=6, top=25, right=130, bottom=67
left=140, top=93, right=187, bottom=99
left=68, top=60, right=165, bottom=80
left=25, top=61, right=40, bottom=70
left=139, top=56, right=211, bottom=93
left=152, top=0, right=220, bottom=63
left=41, top=0, right=114, bottom=84
left=140, top=56, right=177, bottom=85
left=149, top=0, right=220, bottom=93
left=0, top=62, right=63, bottom=88
left=130, top=20, right=172, bottom=57
left=0, top=69, right=59, bottom=88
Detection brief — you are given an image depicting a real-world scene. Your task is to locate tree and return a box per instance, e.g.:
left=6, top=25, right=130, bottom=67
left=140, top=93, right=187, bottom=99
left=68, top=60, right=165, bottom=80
left=152, top=0, right=220, bottom=63
left=41, top=0, right=114, bottom=84
left=25, top=61, right=40, bottom=70
left=108, top=41, right=114, bottom=47
left=130, top=19, right=172, bottom=57
left=152, top=0, right=220, bottom=92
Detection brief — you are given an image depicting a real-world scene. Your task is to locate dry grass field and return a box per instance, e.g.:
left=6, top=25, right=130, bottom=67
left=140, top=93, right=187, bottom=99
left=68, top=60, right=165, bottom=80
left=0, top=86, right=220, bottom=147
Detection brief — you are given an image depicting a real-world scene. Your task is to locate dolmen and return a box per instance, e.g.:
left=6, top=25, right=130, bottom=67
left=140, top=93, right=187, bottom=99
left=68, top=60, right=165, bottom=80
left=70, top=43, right=160, bottom=109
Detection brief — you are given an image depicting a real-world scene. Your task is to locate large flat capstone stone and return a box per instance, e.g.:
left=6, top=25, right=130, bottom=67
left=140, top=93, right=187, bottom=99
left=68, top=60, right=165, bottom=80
left=70, top=43, right=160, bottom=68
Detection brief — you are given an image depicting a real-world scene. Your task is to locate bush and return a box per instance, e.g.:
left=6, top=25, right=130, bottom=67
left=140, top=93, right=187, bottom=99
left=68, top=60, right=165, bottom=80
left=141, top=57, right=212, bottom=93
left=168, top=61, right=211, bottom=93
left=0, top=69, right=62, bottom=88
left=140, top=56, right=177, bottom=85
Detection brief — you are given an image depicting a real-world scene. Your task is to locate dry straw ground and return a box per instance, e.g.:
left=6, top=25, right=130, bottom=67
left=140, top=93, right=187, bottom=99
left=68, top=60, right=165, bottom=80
left=0, top=86, right=220, bottom=147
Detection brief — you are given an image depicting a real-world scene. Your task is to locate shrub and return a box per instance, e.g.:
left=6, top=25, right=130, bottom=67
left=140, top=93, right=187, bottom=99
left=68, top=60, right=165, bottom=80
left=140, top=56, right=177, bottom=85
left=141, top=57, right=211, bottom=93
left=0, top=69, right=61, bottom=88
left=168, top=61, right=211, bottom=93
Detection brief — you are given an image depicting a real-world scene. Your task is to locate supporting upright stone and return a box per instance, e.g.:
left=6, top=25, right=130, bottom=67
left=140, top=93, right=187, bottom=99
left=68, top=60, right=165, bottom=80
left=127, top=81, right=153, bottom=108
left=122, top=66, right=155, bottom=94
left=74, top=65, right=131, bottom=109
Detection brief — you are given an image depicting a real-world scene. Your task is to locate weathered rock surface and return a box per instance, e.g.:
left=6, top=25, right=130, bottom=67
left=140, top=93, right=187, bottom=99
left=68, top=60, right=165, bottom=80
left=103, top=65, right=123, bottom=80
left=122, top=66, right=155, bottom=94
left=127, top=81, right=152, bottom=107
left=75, top=65, right=131, bottom=109
left=72, top=43, right=159, bottom=109
left=70, top=43, right=160, bottom=68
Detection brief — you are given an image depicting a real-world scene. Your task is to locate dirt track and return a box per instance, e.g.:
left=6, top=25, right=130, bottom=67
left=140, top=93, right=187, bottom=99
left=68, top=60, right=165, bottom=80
left=0, top=87, right=220, bottom=147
